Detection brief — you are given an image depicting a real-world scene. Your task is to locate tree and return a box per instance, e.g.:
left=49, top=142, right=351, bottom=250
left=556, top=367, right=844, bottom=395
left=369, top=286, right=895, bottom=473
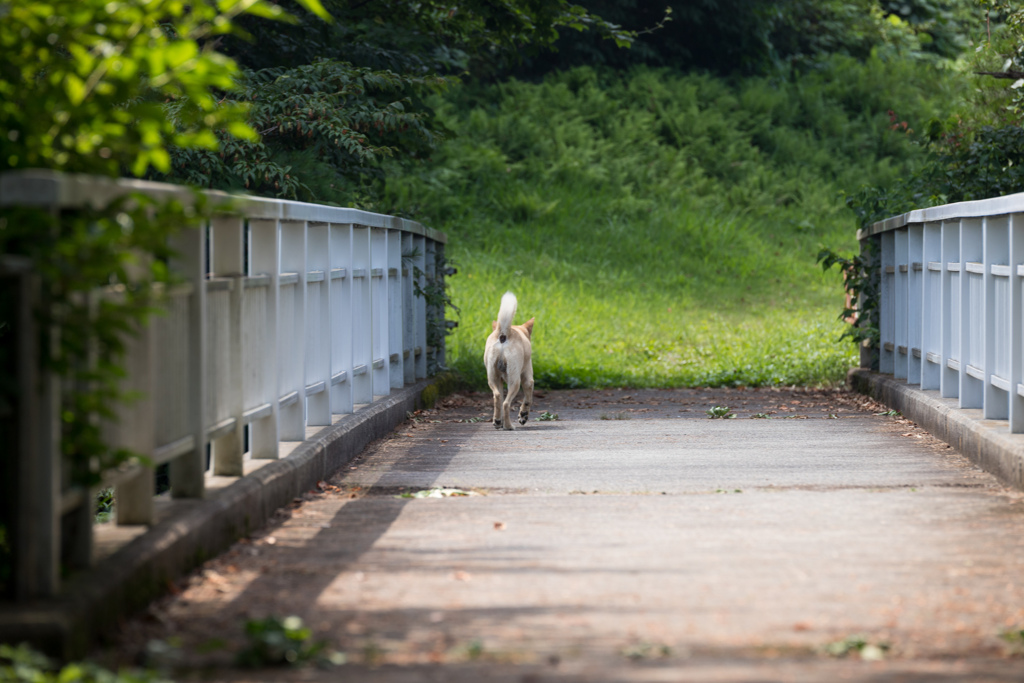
left=155, top=0, right=637, bottom=207
left=505, top=0, right=979, bottom=79
left=2, top=0, right=278, bottom=177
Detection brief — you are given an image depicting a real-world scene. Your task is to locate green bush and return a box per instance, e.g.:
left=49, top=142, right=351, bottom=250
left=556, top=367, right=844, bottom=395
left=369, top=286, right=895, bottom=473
left=0, top=643, right=167, bottom=683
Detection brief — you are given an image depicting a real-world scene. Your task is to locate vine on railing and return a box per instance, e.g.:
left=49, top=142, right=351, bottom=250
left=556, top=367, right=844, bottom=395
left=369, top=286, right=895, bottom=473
left=415, top=253, right=459, bottom=373
left=0, top=194, right=210, bottom=487
left=817, top=238, right=881, bottom=351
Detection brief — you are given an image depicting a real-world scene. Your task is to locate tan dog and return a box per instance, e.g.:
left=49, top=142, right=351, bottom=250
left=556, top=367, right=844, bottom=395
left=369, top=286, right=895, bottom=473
left=484, top=292, right=535, bottom=430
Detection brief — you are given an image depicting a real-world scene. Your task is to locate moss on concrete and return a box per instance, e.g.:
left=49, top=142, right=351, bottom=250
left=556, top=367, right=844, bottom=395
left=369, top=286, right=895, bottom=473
left=421, top=371, right=462, bottom=409
left=421, top=383, right=440, bottom=409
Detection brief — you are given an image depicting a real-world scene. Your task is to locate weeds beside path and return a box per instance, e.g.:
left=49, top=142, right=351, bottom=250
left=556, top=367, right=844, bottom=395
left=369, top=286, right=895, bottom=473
left=100, top=389, right=1024, bottom=682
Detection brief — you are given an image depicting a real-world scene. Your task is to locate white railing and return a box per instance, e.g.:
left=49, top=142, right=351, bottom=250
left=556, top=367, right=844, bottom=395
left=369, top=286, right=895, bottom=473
left=0, top=170, right=448, bottom=599
left=862, top=191, right=1024, bottom=431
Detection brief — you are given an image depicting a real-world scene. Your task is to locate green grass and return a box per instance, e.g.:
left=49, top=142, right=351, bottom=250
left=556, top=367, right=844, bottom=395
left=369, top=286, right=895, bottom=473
left=386, top=58, right=962, bottom=388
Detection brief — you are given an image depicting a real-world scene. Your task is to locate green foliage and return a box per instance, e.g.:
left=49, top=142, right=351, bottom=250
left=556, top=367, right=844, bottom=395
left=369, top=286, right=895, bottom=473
left=621, top=642, right=672, bottom=660
left=414, top=253, right=460, bottom=369
left=999, top=626, right=1024, bottom=655
left=236, top=616, right=343, bottom=667
left=152, top=0, right=639, bottom=206
left=384, top=58, right=956, bottom=388
left=845, top=123, right=1024, bottom=230
left=766, top=0, right=980, bottom=68
left=930, top=124, right=1024, bottom=199
left=842, top=0, right=1024, bottom=229
left=0, top=0, right=260, bottom=177
left=227, top=0, right=637, bottom=75
left=706, top=406, right=736, bottom=419
left=509, top=0, right=980, bottom=77
left=161, top=61, right=448, bottom=206
left=822, top=634, right=890, bottom=660
left=95, top=487, right=115, bottom=524
left=976, top=0, right=1024, bottom=118
left=0, top=643, right=168, bottom=683
left=817, top=239, right=880, bottom=348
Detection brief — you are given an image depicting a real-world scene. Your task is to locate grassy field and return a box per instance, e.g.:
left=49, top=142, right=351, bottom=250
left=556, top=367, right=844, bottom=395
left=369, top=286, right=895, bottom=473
left=385, top=58, right=960, bottom=388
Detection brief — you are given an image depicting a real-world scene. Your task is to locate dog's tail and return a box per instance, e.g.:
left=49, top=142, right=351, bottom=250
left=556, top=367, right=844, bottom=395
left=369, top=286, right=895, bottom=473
left=496, top=291, right=517, bottom=343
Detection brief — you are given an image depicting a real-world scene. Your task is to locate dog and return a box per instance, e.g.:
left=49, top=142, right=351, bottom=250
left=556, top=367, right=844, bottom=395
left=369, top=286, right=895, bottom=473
left=484, top=292, right=535, bottom=430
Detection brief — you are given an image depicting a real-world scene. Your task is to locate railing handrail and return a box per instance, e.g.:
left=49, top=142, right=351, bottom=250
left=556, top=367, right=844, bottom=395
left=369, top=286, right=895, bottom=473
left=863, top=193, right=1024, bottom=442
left=2, top=169, right=448, bottom=601
left=0, top=169, right=447, bottom=244
left=860, top=190, right=1024, bottom=239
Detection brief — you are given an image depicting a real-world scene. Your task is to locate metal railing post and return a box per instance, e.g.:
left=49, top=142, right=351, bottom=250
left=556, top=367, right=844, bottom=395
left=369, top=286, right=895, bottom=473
left=940, top=220, right=960, bottom=398
left=210, top=216, right=246, bottom=476
left=907, top=224, right=923, bottom=385
left=168, top=223, right=207, bottom=498
left=278, top=220, right=307, bottom=441
left=370, top=228, right=389, bottom=397
left=351, top=227, right=372, bottom=405
left=388, top=229, right=404, bottom=390
left=960, top=218, right=984, bottom=409
left=248, top=219, right=280, bottom=458
left=306, top=222, right=331, bottom=426
left=984, top=216, right=1010, bottom=420
left=330, top=223, right=354, bottom=415
left=114, top=317, right=157, bottom=523
left=1011, top=213, right=1024, bottom=433
left=921, top=222, right=942, bottom=390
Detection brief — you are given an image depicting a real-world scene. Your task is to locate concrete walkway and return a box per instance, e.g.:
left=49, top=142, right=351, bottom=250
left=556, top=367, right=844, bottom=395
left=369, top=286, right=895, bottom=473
left=103, top=388, right=1024, bottom=681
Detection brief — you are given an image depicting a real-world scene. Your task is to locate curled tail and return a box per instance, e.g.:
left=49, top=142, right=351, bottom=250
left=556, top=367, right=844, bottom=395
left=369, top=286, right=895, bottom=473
left=496, top=292, right=517, bottom=343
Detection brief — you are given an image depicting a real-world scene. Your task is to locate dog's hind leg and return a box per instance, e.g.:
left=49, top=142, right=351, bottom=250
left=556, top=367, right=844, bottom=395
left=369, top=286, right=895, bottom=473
left=486, top=365, right=505, bottom=430
left=518, top=364, right=534, bottom=426
left=502, top=373, right=521, bottom=431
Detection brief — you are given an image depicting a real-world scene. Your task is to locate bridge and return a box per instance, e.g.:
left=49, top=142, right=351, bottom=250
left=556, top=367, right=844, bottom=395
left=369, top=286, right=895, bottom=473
left=2, top=171, right=1024, bottom=680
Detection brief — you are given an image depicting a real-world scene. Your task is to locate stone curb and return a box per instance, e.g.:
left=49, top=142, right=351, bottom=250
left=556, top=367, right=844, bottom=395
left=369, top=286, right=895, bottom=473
left=849, top=368, right=1024, bottom=490
left=0, top=379, right=435, bottom=658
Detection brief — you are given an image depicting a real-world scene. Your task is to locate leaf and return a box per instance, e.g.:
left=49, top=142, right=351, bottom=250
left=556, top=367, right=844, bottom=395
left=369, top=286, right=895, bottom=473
left=164, top=40, right=199, bottom=69
left=226, top=120, right=259, bottom=141
left=225, top=0, right=296, bottom=24
left=291, top=0, right=332, bottom=22
left=64, top=73, right=87, bottom=105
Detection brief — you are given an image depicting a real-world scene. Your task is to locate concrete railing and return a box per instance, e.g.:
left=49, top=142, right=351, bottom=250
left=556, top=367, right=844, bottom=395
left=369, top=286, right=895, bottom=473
left=0, top=170, right=448, bottom=600
left=860, top=192, right=1024, bottom=431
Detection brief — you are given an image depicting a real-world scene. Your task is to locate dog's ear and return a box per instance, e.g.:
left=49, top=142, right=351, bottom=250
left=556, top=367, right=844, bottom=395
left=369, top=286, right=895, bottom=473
left=522, top=318, right=534, bottom=338
left=491, top=320, right=498, bottom=331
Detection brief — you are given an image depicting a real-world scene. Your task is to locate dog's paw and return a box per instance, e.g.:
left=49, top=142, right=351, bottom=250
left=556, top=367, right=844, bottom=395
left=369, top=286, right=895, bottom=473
left=518, top=413, right=529, bottom=425
left=493, top=419, right=503, bottom=430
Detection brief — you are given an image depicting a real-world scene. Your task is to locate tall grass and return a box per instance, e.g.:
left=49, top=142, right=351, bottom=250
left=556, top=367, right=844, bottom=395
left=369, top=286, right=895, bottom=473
left=386, top=56, right=962, bottom=388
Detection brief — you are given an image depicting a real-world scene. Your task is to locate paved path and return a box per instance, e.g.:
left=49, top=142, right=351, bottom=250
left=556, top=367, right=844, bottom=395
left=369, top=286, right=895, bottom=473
left=105, top=388, right=1024, bottom=681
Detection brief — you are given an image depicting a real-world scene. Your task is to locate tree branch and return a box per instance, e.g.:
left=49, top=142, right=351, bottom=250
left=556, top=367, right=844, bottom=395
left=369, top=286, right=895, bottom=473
left=975, top=70, right=1024, bottom=80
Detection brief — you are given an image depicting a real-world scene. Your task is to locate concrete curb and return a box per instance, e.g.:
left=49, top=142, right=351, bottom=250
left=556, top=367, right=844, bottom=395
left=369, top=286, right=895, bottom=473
left=849, top=368, right=1024, bottom=490
left=0, top=379, right=435, bottom=657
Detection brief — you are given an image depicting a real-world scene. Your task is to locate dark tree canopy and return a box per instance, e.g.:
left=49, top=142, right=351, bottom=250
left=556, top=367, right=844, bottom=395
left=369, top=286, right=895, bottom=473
left=157, top=0, right=636, bottom=206
left=506, top=0, right=978, bottom=79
